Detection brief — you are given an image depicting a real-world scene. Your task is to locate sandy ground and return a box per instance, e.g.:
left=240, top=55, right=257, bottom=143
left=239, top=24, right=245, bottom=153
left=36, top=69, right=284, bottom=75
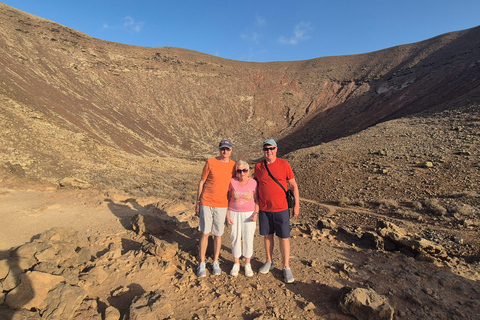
left=0, top=188, right=128, bottom=252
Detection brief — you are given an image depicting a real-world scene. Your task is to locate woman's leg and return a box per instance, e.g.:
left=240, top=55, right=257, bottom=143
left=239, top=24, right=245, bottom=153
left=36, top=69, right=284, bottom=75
left=242, top=211, right=256, bottom=261
left=229, top=211, right=242, bottom=260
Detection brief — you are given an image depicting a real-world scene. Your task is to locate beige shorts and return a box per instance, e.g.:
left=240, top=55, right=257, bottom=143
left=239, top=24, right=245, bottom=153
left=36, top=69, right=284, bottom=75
left=198, top=205, right=227, bottom=236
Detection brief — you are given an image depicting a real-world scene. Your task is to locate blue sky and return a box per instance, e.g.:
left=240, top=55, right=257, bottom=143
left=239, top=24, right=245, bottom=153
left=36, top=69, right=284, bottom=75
left=3, top=0, right=480, bottom=62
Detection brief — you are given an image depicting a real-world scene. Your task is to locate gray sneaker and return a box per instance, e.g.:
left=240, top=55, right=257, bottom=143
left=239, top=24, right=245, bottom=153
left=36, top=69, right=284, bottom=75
left=212, top=261, right=221, bottom=275
left=259, top=261, right=274, bottom=274
left=283, top=267, right=294, bottom=283
left=197, top=262, right=206, bottom=277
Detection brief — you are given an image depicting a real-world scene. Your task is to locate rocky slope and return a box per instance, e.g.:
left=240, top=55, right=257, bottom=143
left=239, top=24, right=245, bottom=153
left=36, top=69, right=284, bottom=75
left=1, top=3, right=479, bottom=164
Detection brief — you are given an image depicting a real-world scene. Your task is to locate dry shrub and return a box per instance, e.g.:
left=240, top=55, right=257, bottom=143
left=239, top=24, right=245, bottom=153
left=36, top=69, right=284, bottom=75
left=459, top=191, right=479, bottom=198
left=378, top=199, right=399, bottom=210
left=353, top=200, right=365, bottom=207
left=412, top=201, right=423, bottom=211
left=423, top=198, right=447, bottom=216
left=449, top=204, right=474, bottom=217
left=337, top=197, right=350, bottom=207
left=448, top=191, right=479, bottom=198
left=395, top=209, right=423, bottom=221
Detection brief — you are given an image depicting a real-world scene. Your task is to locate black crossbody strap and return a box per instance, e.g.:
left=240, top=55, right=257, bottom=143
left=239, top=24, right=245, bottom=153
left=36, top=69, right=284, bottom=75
left=264, top=160, right=287, bottom=194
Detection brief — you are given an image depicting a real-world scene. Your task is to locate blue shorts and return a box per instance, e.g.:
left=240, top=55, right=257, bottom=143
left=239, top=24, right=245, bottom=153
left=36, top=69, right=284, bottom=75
left=259, top=209, right=290, bottom=239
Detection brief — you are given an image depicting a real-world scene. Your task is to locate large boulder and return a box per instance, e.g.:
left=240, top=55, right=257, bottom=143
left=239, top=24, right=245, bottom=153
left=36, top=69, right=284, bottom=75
left=12, top=227, right=91, bottom=269
left=339, top=287, right=394, bottom=320
left=5, top=271, right=64, bottom=310
left=375, top=220, right=446, bottom=260
left=0, top=258, right=11, bottom=279
left=39, top=283, right=87, bottom=320
left=131, top=214, right=172, bottom=236
left=2, top=262, right=23, bottom=292
left=141, top=235, right=178, bottom=261
left=376, top=221, right=407, bottom=242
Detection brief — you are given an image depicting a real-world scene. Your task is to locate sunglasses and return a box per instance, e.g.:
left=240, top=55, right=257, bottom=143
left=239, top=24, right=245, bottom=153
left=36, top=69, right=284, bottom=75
left=220, top=147, right=232, bottom=151
left=263, top=146, right=276, bottom=151
left=236, top=169, right=248, bottom=174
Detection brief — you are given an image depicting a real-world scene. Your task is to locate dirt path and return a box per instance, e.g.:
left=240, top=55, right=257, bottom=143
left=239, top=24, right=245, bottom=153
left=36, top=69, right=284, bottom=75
left=0, top=188, right=132, bottom=251
left=299, top=197, right=472, bottom=236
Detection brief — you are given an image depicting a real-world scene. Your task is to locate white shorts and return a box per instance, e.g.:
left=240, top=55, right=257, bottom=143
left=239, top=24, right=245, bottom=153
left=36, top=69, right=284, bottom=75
left=198, top=205, right=227, bottom=236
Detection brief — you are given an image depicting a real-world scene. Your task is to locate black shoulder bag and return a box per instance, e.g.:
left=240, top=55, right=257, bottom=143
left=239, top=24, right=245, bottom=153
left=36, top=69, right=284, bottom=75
left=264, top=160, right=295, bottom=208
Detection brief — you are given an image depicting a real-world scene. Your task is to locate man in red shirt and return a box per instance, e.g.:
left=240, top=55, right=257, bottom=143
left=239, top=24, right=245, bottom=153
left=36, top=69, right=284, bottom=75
left=196, top=139, right=236, bottom=277
left=254, top=139, right=300, bottom=283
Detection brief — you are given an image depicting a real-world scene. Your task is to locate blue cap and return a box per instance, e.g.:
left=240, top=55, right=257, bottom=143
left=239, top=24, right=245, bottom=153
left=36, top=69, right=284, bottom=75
left=262, top=138, right=277, bottom=147
left=219, top=139, right=233, bottom=149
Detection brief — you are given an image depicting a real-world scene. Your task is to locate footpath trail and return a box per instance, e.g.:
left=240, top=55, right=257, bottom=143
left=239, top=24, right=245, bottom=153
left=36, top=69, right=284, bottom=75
left=297, top=197, right=475, bottom=239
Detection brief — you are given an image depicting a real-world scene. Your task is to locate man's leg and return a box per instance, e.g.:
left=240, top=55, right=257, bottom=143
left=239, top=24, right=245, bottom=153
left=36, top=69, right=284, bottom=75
left=279, top=237, right=294, bottom=283
left=197, top=232, right=210, bottom=277
left=210, top=235, right=222, bottom=275
left=211, top=206, right=227, bottom=263
left=213, top=235, right=222, bottom=262
left=199, top=232, right=210, bottom=262
left=259, top=211, right=275, bottom=274
left=264, top=234, right=274, bottom=262
left=198, top=205, right=212, bottom=263
left=259, top=233, right=275, bottom=274
left=278, top=237, right=290, bottom=268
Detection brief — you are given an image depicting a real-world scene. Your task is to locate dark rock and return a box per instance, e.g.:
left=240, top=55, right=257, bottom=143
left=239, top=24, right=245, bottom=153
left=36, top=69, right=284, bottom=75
left=359, top=231, right=384, bottom=250
left=128, top=290, right=173, bottom=320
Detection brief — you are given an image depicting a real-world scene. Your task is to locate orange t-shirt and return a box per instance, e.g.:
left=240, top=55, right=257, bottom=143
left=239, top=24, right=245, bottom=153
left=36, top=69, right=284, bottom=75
left=200, top=158, right=236, bottom=208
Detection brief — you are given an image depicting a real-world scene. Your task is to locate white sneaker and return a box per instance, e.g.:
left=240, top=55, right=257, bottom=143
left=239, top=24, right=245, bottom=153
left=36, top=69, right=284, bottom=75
left=230, top=263, right=240, bottom=276
left=245, top=263, right=254, bottom=277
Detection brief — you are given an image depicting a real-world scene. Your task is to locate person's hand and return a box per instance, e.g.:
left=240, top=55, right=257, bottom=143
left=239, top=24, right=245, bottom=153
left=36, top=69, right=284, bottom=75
left=195, top=202, right=200, bottom=215
left=227, top=216, right=234, bottom=225
left=292, top=206, right=299, bottom=218
left=250, top=212, right=258, bottom=222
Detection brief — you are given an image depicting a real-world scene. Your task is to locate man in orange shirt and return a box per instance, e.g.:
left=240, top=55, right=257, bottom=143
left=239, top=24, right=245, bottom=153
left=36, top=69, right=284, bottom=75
left=196, top=139, right=236, bottom=277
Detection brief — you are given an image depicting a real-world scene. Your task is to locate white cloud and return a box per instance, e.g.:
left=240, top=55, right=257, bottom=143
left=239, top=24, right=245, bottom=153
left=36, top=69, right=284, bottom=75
left=102, top=16, right=143, bottom=33
left=278, top=22, right=313, bottom=45
left=241, top=16, right=266, bottom=44
left=241, top=32, right=260, bottom=43
left=123, top=16, right=143, bottom=32
left=255, top=15, right=266, bottom=27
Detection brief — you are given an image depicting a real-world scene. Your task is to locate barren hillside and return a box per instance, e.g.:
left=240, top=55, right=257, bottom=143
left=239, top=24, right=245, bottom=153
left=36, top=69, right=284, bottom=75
left=0, top=2, right=479, bottom=320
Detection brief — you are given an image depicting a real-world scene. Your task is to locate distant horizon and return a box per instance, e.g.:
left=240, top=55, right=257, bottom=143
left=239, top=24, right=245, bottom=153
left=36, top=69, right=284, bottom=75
left=3, top=1, right=480, bottom=62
